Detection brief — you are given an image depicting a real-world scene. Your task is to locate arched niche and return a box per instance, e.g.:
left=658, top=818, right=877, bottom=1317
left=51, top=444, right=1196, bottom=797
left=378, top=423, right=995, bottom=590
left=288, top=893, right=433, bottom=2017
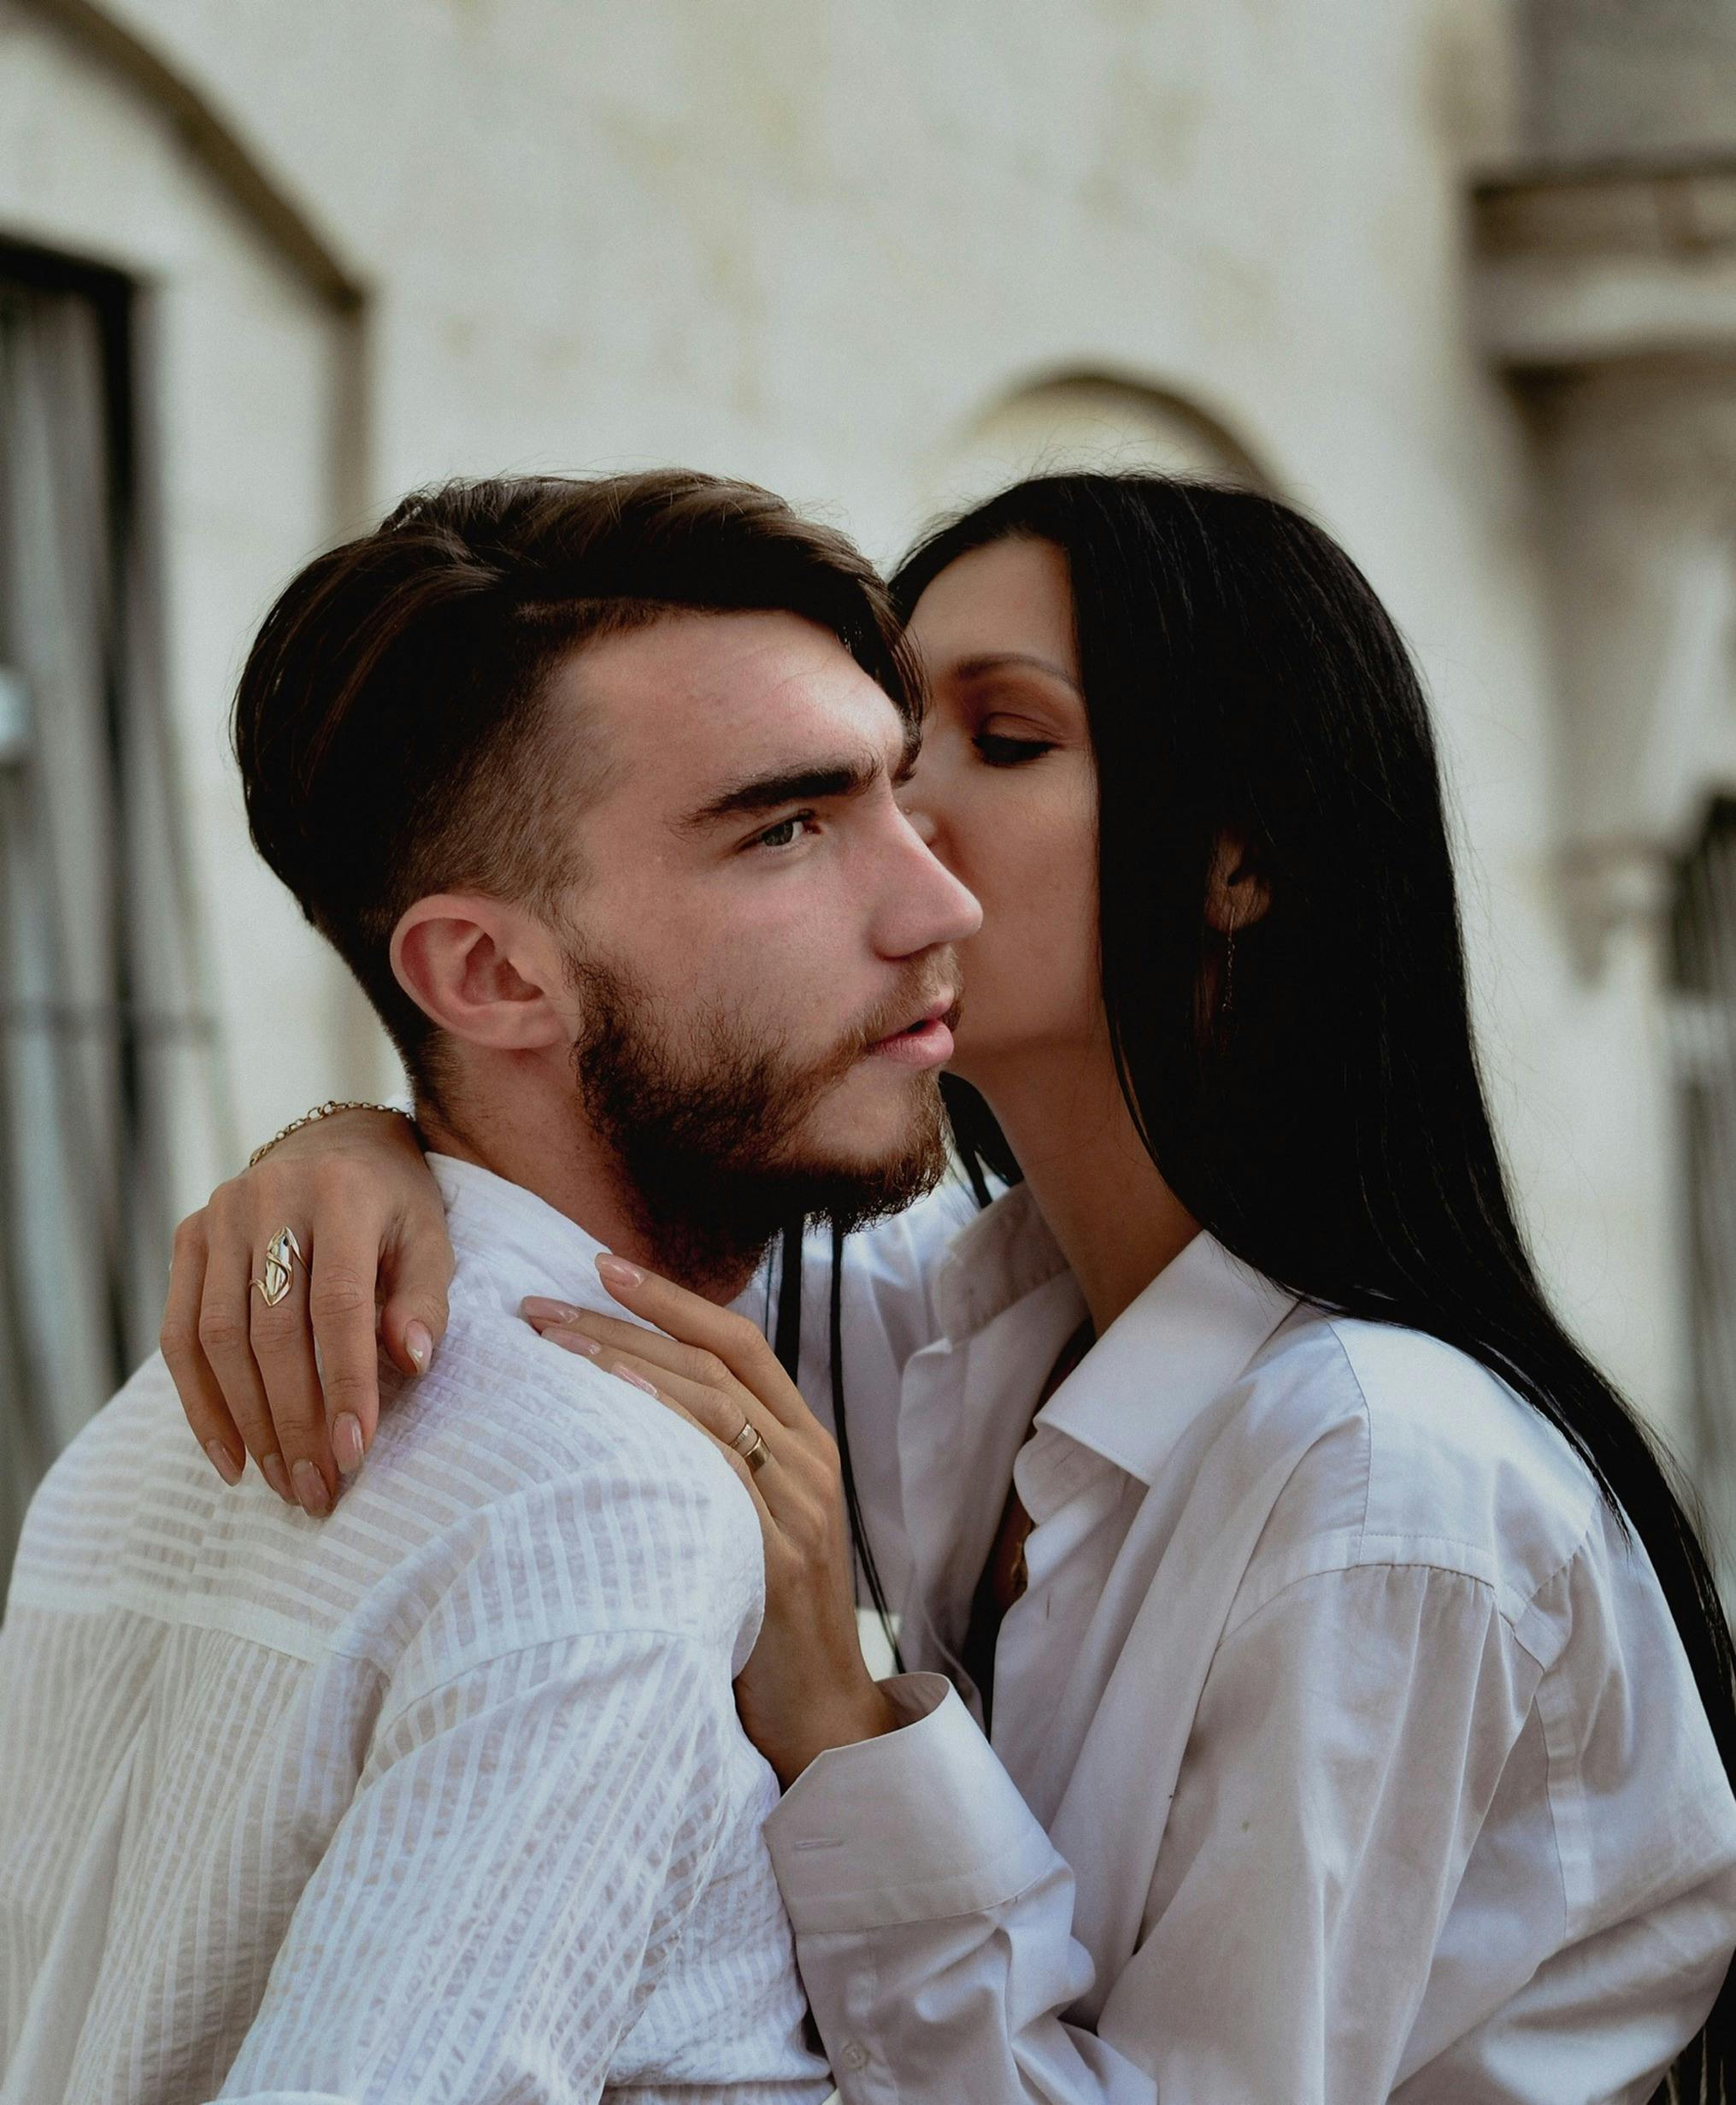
left=927, top=370, right=1274, bottom=520
left=0, top=0, right=390, bottom=1207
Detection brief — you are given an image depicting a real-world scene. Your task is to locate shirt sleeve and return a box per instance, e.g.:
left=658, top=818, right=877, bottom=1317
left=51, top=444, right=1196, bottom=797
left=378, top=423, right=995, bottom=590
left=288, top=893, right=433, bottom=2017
left=766, top=1675, right=1151, bottom=2104
left=767, top=1563, right=1546, bottom=2103
left=213, top=1624, right=744, bottom=2103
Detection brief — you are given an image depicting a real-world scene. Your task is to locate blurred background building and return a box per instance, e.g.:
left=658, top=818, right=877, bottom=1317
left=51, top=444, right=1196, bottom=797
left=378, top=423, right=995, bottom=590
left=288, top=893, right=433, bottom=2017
left=3, top=0, right=1736, bottom=1592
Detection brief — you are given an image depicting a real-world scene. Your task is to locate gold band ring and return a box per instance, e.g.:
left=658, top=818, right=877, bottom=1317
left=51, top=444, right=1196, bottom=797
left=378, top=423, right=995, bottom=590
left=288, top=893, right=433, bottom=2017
left=729, top=1416, right=772, bottom=1476
left=250, top=1224, right=306, bottom=1308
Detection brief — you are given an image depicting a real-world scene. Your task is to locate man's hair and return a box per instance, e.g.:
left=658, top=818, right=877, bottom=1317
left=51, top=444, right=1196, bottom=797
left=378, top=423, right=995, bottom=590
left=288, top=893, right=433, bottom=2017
left=233, top=470, right=917, bottom=1098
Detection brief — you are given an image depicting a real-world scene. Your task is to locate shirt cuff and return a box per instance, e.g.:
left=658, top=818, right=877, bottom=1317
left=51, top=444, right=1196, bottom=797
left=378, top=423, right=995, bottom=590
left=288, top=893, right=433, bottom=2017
left=764, top=1673, right=1065, bottom=1935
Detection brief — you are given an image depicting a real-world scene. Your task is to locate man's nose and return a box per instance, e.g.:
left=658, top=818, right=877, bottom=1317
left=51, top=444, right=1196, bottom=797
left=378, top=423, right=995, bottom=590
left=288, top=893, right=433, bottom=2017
left=879, top=811, right=982, bottom=956
left=893, top=749, right=949, bottom=856
left=901, top=799, right=942, bottom=850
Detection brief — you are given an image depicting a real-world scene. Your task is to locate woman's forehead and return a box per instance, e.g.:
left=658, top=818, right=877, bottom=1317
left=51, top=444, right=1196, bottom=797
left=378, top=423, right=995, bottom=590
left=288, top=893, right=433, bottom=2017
left=906, top=538, right=1079, bottom=679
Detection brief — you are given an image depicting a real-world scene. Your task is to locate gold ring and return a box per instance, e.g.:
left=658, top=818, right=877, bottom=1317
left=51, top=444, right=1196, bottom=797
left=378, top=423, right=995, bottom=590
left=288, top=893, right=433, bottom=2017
left=250, top=1224, right=306, bottom=1308
left=729, top=1417, right=771, bottom=1475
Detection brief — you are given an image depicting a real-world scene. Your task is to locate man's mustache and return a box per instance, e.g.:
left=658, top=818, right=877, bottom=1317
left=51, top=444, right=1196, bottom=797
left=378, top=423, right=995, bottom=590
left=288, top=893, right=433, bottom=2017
left=842, top=973, right=964, bottom=1064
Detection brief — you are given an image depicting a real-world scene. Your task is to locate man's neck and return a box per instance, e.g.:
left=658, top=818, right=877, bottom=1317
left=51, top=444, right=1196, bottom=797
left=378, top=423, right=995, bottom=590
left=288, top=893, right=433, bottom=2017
left=415, top=1096, right=760, bottom=1306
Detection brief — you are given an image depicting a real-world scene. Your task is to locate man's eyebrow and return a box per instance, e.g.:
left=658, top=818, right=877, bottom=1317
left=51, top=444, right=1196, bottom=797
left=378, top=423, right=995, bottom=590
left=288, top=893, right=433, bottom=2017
left=674, top=746, right=892, bottom=833
left=949, top=651, right=1083, bottom=693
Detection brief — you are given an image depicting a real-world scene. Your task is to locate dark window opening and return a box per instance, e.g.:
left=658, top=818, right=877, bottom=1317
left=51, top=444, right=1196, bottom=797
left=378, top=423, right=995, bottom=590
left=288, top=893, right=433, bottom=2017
left=0, top=240, right=220, bottom=1594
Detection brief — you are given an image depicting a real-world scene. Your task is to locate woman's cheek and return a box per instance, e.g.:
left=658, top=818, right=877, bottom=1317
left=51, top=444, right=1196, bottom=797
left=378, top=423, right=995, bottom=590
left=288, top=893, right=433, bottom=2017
left=1027, top=783, right=1099, bottom=1031
left=986, top=798, right=1084, bottom=967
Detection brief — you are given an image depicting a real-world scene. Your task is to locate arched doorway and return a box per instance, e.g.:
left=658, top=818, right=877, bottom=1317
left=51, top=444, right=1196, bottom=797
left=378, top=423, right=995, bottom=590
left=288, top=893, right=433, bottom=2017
left=927, top=369, right=1273, bottom=518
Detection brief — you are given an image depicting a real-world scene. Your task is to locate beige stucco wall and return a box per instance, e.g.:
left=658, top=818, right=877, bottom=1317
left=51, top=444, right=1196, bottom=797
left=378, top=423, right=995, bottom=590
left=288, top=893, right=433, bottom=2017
left=2, top=0, right=1699, bottom=1435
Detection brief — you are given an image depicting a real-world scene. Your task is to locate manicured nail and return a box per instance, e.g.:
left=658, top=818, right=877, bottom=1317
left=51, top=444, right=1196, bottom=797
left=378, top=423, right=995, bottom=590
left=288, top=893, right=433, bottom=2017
left=291, top=1459, right=332, bottom=1518
left=332, top=1412, right=365, bottom=1475
left=615, top=1366, right=661, bottom=1399
left=205, top=1441, right=243, bottom=1486
left=521, top=1297, right=583, bottom=1324
left=262, top=1453, right=292, bottom=1502
left=404, top=1321, right=433, bottom=1373
left=596, top=1254, right=644, bottom=1288
left=547, top=1330, right=601, bottom=1359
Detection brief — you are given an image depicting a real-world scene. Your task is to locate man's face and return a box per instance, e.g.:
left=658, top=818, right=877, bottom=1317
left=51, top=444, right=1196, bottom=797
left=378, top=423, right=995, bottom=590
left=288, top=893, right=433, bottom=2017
left=544, top=610, right=982, bottom=1277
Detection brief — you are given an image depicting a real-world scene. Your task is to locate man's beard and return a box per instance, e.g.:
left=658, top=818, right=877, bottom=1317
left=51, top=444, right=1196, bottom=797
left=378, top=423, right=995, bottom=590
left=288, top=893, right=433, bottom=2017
left=564, top=946, right=952, bottom=1296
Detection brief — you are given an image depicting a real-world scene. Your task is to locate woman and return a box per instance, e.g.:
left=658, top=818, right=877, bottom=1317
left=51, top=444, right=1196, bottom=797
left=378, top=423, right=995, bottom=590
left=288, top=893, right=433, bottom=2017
left=168, top=475, right=1736, bottom=2100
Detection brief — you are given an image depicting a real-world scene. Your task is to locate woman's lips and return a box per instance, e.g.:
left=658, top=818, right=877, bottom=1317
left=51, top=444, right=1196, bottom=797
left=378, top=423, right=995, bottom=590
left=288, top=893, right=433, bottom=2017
left=866, top=1017, right=955, bottom=1069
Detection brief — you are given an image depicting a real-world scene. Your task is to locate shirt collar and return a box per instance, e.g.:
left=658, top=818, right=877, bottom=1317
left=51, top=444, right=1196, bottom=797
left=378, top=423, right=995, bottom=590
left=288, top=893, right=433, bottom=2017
left=934, top=1178, right=1299, bottom=1489
left=428, top=1153, right=772, bottom=1329
left=1037, top=1228, right=1299, bottom=1488
left=932, top=1181, right=1074, bottom=1341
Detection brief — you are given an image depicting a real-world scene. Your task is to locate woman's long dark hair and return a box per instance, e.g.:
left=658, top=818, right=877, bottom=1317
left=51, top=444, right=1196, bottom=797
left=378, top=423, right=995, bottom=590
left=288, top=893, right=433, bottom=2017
left=872, top=471, right=1733, bottom=2102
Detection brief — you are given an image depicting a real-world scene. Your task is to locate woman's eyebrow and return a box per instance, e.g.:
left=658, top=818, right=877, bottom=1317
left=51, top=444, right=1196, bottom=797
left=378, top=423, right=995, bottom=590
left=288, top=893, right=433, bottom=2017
left=949, top=652, right=1082, bottom=693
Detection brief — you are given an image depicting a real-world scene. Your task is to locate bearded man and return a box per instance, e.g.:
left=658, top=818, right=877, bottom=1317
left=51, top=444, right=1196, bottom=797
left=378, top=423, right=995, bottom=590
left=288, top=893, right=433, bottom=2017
left=0, top=472, right=978, bottom=2104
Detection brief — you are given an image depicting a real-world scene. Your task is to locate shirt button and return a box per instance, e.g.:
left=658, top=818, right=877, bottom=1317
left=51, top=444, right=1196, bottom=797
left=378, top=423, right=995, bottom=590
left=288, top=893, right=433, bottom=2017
left=839, top=2040, right=869, bottom=2071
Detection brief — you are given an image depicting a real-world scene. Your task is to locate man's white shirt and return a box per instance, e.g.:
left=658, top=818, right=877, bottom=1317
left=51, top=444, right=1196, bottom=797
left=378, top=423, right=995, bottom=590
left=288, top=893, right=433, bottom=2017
left=0, top=1154, right=831, bottom=2105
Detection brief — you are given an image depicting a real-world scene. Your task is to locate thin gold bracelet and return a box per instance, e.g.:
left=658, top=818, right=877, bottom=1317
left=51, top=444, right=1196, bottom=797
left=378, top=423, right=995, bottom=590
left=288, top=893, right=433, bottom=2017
left=247, top=1100, right=417, bottom=1170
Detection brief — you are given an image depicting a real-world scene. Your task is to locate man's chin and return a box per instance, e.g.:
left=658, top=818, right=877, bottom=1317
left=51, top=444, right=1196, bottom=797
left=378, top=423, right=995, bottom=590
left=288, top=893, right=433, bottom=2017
left=778, top=1159, right=945, bottom=1236
left=768, top=1096, right=950, bottom=1233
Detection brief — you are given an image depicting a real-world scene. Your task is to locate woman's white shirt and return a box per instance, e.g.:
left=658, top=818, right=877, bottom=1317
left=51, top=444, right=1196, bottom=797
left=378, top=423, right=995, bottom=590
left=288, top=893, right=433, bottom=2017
left=768, top=1182, right=1736, bottom=2102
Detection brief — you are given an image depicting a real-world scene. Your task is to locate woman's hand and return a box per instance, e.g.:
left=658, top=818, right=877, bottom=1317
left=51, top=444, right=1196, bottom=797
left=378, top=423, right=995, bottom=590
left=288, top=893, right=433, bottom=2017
left=524, top=1259, right=901, bottom=1789
left=160, top=1110, right=454, bottom=1515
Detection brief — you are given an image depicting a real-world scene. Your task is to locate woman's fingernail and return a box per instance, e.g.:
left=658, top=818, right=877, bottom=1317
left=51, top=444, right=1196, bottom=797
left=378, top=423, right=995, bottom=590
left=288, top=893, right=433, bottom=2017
left=615, top=1366, right=660, bottom=1398
left=332, top=1413, right=365, bottom=1474
left=548, top=1330, right=601, bottom=1359
left=405, top=1321, right=433, bottom=1373
left=596, top=1254, right=644, bottom=1288
left=291, top=1459, right=332, bottom=1518
left=205, top=1441, right=243, bottom=1486
left=262, top=1453, right=293, bottom=1502
left=521, top=1297, right=583, bottom=1324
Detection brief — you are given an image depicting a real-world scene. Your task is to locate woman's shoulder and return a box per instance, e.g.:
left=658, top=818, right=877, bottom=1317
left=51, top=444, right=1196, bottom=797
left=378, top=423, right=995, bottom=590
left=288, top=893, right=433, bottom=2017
left=1233, top=1306, right=1604, bottom=1621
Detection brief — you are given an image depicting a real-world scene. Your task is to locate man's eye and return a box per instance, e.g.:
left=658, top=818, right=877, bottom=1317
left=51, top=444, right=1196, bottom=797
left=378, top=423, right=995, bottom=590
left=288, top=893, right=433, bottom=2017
left=974, top=733, right=1056, bottom=768
left=750, top=812, right=818, bottom=852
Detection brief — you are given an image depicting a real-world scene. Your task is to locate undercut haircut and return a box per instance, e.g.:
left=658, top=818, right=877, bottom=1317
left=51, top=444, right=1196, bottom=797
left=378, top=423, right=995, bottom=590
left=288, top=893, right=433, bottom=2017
left=233, top=470, right=917, bottom=1100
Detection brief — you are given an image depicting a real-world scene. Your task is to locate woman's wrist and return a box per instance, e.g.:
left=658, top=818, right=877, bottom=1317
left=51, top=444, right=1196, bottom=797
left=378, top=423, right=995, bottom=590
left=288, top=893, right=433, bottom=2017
left=248, top=1100, right=417, bottom=1169
left=775, top=1680, right=904, bottom=1787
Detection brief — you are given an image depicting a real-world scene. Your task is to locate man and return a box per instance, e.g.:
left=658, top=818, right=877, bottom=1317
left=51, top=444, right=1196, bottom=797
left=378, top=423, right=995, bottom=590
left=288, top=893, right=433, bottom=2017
left=0, top=472, right=980, bottom=2102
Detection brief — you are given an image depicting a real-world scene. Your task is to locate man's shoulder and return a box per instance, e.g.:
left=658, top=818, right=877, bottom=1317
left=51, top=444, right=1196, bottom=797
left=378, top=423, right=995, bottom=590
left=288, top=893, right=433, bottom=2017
left=8, top=1353, right=174, bottom=1613
left=349, top=1282, right=764, bottom=1642
left=11, top=1299, right=762, bottom=1682
left=397, top=1266, right=730, bottom=1492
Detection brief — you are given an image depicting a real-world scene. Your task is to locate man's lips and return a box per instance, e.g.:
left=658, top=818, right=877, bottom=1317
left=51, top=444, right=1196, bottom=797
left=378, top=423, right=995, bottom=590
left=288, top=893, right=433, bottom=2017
left=865, top=994, right=959, bottom=1070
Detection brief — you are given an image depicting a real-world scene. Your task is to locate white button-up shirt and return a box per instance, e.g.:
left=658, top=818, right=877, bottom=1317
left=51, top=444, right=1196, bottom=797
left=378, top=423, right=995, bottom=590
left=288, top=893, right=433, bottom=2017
left=0, top=1156, right=832, bottom=2105
left=770, top=1182, right=1736, bottom=2102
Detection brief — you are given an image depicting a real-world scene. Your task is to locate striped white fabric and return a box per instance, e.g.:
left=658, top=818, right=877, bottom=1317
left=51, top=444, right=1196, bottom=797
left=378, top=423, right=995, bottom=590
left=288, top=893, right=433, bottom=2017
left=0, top=1154, right=833, bottom=2105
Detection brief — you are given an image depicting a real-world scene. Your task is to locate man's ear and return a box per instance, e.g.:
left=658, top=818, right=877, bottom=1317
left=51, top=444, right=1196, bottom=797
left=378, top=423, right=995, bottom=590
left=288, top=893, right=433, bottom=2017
left=390, top=894, right=570, bottom=1052
left=1204, top=831, right=1272, bottom=935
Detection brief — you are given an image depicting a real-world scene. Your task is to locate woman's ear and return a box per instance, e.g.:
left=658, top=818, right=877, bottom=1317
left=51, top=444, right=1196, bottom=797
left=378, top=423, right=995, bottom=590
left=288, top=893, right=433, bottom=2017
left=390, top=894, right=570, bottom=1052
left=1204, top=831, right=1272, bottom=935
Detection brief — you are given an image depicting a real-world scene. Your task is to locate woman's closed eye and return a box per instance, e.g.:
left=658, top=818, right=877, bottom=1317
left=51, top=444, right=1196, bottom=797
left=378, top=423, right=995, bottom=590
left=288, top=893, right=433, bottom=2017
left=973, top=730, right=1057, bottom=768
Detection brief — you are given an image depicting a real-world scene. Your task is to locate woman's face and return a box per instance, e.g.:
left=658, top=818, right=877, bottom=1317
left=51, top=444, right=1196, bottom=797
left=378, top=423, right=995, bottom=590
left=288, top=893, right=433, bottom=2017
left=900, top=536, right=1101, bottom=1084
